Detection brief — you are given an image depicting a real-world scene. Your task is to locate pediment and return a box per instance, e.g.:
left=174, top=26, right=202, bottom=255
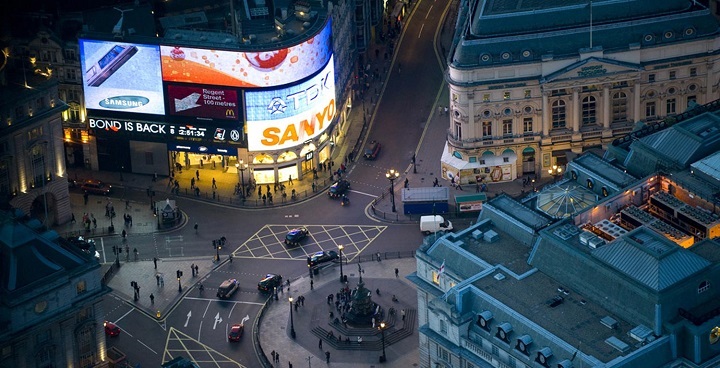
left=542, top=57, right=642, bottom=84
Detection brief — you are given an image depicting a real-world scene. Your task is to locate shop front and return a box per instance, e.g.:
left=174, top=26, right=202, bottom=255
left=440, top=143, right=518, bottom=184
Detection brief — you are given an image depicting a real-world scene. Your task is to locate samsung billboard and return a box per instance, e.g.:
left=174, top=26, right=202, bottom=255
left=79, top=40, right=165, bottom=115
left=245, top=56, right=335, bottom=152
left=160, top=20, right=332, bottom=88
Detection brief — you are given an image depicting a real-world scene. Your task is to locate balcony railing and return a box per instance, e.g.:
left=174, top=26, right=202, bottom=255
left=447, top=130, right=540, bottom=148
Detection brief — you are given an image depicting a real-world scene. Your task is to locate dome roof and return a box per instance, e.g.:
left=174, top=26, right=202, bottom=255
left=536, top=182, right=597, bottom=218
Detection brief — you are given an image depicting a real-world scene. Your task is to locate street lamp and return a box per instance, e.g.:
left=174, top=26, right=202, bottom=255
left=338, top=245, right=344, bottom=282
left=215, top=244, right=222, bottom=262
left=289, top=297, right=296, bottom=339
left=177, top=269, right=183, bottom=292
left=239, top=160, right=248, bottom=198
left=385, top=169, right=399, bottom=213
left=548, top=164, right=562, bottom=181
left=379, top=321, right=387, bottom=362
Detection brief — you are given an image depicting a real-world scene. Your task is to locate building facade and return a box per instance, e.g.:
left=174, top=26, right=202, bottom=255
left=442, top=0, right=720, bottom=185
left=0, top=210, right=110, bottom=368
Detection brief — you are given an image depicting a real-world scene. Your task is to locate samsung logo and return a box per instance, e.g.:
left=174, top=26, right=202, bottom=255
left=100, top=96, right=149, bottom=109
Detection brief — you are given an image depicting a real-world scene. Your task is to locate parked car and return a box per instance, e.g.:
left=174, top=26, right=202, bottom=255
left=257, top=274, right=283, bottom=292
left=363, top=140, right=381, bottom=160
left=328, top=180, right=350, bottom=198
left=104, top=321, right=120, bottom=337
left=81, top=179, right=112, bottom=195
left=217, top=279, right=239, bottom=299
left=228, top=323, right=244, bottom=341
left=307, top=250, right=339, bottom=267
left=285, top=227, right=309, bottom=246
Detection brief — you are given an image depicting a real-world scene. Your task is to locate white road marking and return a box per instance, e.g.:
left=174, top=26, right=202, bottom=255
left=137, top=339, right=158, bottom=355
left=184, top=311, right=192, bottom=327
left=184, top=297, right=265, bottom=306
left=418, top=24, right=425, bottom=38
left=115, top=307, right=134, bottom=324
left=348, top=189, right=375, bottom=197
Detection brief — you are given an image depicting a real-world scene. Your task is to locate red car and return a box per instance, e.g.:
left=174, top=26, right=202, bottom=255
left=228, top=324, right=244, bottom=341
left=104, top=321, right=120, bottom=337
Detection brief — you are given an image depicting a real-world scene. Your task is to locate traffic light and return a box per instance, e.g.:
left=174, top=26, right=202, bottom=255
left=212, top=240, right=217, bottom=247
left=112, top=245, right=117, bottom=254
left=176, top=270, right=183, bottom=279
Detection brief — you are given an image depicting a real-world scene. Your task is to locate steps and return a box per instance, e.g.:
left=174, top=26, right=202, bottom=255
left=311, top=309, right=416, bottom=351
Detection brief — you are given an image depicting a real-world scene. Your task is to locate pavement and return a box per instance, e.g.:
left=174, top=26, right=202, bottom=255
left=49, top=0, right=560, bottom=366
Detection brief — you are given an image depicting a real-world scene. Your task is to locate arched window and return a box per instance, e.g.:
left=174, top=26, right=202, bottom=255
left=582, top=96, right=596, bottom=125
left=612, top=92, right=627, bottom=122
left=551, top=100, right=566, bottom=129
left=252, top=154, right=274, bottom=164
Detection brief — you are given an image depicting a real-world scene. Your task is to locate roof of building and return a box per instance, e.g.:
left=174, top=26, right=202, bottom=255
left=691, top=151, right=720, bottom=182
left=452, top=0, right=719, bottom=68
left=571, top=152, right=637, bottom=189
left=592, top=227, right=711, bottom=291
left=536, top=182, right=597, bottom=218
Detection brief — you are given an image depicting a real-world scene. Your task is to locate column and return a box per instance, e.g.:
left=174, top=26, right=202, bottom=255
left=633, top=81, right=641, bottom=122
left=542, top=90, right=550, bottom=136
left=467, top=92, right=475, bottom=139
left=706, top=62, right=714, bottom=103
left=572, top=87, right=580, bottom=132
left=602, top=84, right=611, bottom=129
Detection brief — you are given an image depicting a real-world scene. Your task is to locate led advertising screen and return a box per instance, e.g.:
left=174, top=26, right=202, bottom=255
left=245, top=56, right=335, bottom=152
left=167, top=85, right=240, bottom=120
left=160, top=20, right=332, bottom=88
left=88, top=116, right=245, bottom=146
left=80, top=39, right=165, bottom=115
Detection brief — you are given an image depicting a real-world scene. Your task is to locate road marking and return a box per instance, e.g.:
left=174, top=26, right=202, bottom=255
left=184, top=311, right=192, bottom=327
left=284, top=214, right=300, bottom=218
left=184, top=297, right=265, bottom=305
left=115, top=307, right=134, bottom=324
left=137, top=339, right=158, bottom=355
left=163, top=327, right=246, bottom=367
left=418, top=23, right=425, bottom=38
left=426, top=5, right=433, bottom=18
left=101, top=238, right=107, bottom=263
left=348, top=189, right=375, bottom=197
left=213, top=312, right=223, bottom=329
left=241, top=315, right=250, bottom=325
left=202, top=300, right=211, bottom=318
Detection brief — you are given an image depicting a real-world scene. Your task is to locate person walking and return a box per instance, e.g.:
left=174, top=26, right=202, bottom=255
left=319, top=338, right=323, bottom=349
left=191, top=264, right=195, bottom=277
left=288, top=175, right=293, bottom=185
left=196, top=169, right=200, bottom=180
left=194, top=223, right=198, bottom=234
left=271, top=351, right=276, bottom=363
left=395, top=268, right=399, bottom=278
left=275, top=352, right=280, bottom=364
left=325, top=351, right=330, bottom=364
left=150, top=293, right=155, bottom=304
left=153, top=257, right=158, bottom=269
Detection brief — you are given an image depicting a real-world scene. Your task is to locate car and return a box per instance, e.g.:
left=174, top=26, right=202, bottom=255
left=328, top=180, right=350, bottom=198
left=228, top=323, right=244, bottom=341
left=104, top=321, right=120, bottom=337
left=217, top=279, right=239, bottom=299
left=66, top=236, right=96, bottom=250
left=68, top=177, right=79, bottom=188
left=257, top=274, right=283, bottom=292
left=363, top=140, right=381, bottom=160
left=285, top=227, right=309, bottom=246
left=307, top=250, right=339, bottom=267
left=80, top=179, right=112, bottom=195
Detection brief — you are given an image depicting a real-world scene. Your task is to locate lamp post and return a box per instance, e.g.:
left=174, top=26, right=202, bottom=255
left=548, top=165, right=562, bottom=182
left=379, top=321, right=387, bottom=362
left=215, top=244, right=222, bottom=262
left=385, top=169, right=399, bottom=213
left=177, top=269, right=183, bottom=292
left=239, top=160, right=248, bottom=198
left=338, top=245, right=344, bottom=282
left=289, top=297, right=296, bottom=339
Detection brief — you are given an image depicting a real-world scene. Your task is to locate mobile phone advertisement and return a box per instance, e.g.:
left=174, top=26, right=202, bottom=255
left=80, top=39, right=165, bottom=115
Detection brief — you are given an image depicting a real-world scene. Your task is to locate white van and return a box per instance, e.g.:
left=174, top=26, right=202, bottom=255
left=420, top=215, right=453, bottom=235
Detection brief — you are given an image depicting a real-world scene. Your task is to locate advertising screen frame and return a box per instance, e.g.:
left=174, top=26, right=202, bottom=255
left=79, top=39, right=165, bottom=115
left=244, top=56, right=336, bottom=152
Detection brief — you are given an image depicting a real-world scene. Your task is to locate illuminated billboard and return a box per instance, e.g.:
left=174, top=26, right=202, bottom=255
left=245, top=56, right=335, bottom=152
left=80, top=39, right=165, bottom=115
left=167, top=85, right=240, bottom=120
left=160, top=20, right=332, bottom=88
left=88, top=116, right=245, bottom=146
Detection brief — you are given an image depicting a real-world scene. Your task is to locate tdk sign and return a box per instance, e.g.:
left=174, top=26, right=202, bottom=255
left=99, top=96, right=150, bottom=109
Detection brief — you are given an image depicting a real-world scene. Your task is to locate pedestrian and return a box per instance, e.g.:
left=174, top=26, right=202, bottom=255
left=310, top=279, right=314, bottom=290
left=229, top=254, right=233, bottom=263
left=270, top=351, right=275, bottom=362
left=156, top=274, right=160, bottom=286
left=212, top=178, right=217, bottom=189
left=190, top=177, right=195, bottom=189
left=191, top=263, right=195, bottom=277
left=319, top=338, right=323, bottom=349
left=194, top=222, right=198, bottom=233
left=288, top=362, right=292, bottom=368
left=71, top=213, right=76, bottom=224
left=401, top=308, right=406, bottom=322
left=404, top=178, right=409, bottom=188
left=196, top=169, right=200, bottom=180
left=83, top=192, right=89, bottom=204
left=288, top=175, right=293, bottom=185
left=395, top=268, right=399, bottom=278
left=325, top=351, right=330, bottom=364
left=150, top=293, right=155, bottom=304
left=160, top=275, right=164, bottom=287
left=153, top=172, right=158, bottom=182
left=195, top=264, right=199, bottom=275
left=153, top=257, right=158, bottom=269
left=476, top=182, right=480, bottom=193
left=276, top=352, right=280, bottom=363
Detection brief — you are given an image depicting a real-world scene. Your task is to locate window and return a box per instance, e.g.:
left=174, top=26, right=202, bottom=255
left=483, top=93, right=490, bottom=102
left=432, top=271, right=441, bottom=285
left=438, top=346, right=450, bottom=361
left=76, top=280, right=86, bottom=294
left=36, top=329, right=52, bottom=344
left=648, top=74, right=656, bottom=83
left=690, top=67, right=697, bottom=77
left=551, top=100, right=566, bottom=129
left=503, top=157, right=509, bottom=163
left=612, top=81, right=628, bottom=88
left=699, top=281, right=710, bottom=293
left=502, top=119, right=513, bottom=136
left=523, top=117, right=533, bottom=134
left=492, top=345, right=499, bottom=356
left=687, top=95, right=697, bottom=107
left=524, top=90, right=531, bottom=98
left=66, top=68, right=76, bottom=80
left=582, top=96, right=596, bottom=125
left=69, top=104, right=80, bottom=121
left=454, top=122, right=462, bottom=141
left=666, top=98, right=676, bottom=115
left=645, top=101, right=656, bottom=118
left=469, top=157, right=477, bottom=163
left=440, top=319, right=448, bottom=333
left=467, top=363, right=476, bottom=368
left=28, top=127, right=43, bottom=140
left=503, top=91, right=510, bottom=100
left=30, top=144, right=46, bottom=187
left=669, top=71, right=676, bottom=80
left=64, top=49, right=76, bottom=61
left=612, top=92, right=627, bottom=122
left=551, top=89, right=566, bottom=96
left=482, top=121, right=492, bottom=137
left=77, top=325, right=96, bottom=368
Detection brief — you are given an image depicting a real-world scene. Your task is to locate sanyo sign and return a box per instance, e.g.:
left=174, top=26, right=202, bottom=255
left=245, top=57, right=336, bottom=152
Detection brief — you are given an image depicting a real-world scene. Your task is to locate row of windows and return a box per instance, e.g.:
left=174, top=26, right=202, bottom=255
left=454, top=118, right=534, bottom=141
left=481, top=90, right=533, bottom=102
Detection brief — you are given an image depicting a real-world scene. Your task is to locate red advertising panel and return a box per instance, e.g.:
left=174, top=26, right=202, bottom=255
left=167, top=85, right=239, bottom=120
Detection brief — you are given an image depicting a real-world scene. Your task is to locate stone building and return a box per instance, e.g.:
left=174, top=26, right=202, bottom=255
left=442, top=0, right=720, bottom=185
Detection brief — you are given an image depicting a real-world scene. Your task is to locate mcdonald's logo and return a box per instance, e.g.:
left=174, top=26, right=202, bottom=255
left=226, top=109, right=236, bottom=118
